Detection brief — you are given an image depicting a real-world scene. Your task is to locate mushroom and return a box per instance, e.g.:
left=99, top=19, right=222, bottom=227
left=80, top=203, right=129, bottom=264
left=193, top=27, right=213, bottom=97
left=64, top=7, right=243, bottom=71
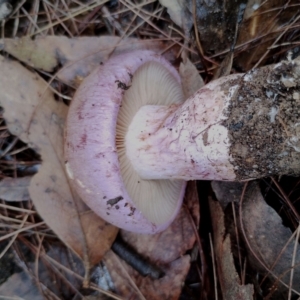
left=65, top=50, right=300, bottom=234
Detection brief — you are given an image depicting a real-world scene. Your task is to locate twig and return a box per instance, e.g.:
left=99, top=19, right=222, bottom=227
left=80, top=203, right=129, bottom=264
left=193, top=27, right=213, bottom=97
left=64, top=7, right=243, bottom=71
left=112, top=234, right=165, bottom=279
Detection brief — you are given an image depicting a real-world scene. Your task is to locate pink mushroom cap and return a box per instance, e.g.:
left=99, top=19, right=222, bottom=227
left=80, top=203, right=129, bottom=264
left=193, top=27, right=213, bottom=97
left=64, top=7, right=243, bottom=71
left=65, top=50, right=186, bottom=234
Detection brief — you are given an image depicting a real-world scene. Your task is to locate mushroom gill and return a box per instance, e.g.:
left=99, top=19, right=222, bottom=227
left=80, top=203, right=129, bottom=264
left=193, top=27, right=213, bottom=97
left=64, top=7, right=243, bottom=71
left=116, top=61, right=185, bottom=225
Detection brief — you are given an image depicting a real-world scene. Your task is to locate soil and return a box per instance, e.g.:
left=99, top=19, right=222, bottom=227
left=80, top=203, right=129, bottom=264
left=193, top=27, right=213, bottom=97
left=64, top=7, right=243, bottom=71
left=223, top=59, right=300, bottom=180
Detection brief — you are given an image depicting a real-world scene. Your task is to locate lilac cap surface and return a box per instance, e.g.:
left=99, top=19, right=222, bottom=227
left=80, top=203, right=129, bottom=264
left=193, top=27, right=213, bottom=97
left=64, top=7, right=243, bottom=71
left=65, top=50, right=186, bottom=234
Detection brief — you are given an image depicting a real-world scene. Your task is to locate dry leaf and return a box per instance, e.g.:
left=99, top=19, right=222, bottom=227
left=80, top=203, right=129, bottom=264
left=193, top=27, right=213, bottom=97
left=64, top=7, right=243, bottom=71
left=104, top=182, right=199, bottom=299
left=211, top=181, right=244, bottom=209
left=209, top=196, right=254, bottom=300
left=241, top=182, right=300, bottom=295
left=0, top=54, right=118, bottom=266
left=159, top=0, right=184, bottom=28
left=179, top=56, right=204, bottom=98
left=159, top=0, right=194, bottom=44
left=0, top=36, right=58, bottom=72
left=0, top=271, right=43, bottom=300
left=212, top=181, right=300, bottom=297
left=0, top=36, right=179, bottom=86
left=105, top=251, right=190, bottom=300
left=0, top=243, right=107, bottom=299
left=0, top=0, right=12, bottom=21
left=0, top=176, right=31, bottom=201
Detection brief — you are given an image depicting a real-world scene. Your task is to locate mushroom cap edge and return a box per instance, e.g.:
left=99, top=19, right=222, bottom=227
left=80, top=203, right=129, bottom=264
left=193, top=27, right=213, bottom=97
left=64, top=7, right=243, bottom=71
left=64, top=50, right=187, bottom=234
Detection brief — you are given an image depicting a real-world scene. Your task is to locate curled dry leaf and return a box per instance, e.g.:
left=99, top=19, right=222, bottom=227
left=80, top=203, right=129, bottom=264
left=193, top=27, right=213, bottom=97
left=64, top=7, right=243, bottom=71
left=241, top=182, right=300, bottom=295
left=104, top=182, right=199, bottom=300
left=209, top=195, right=254, bottom=300
left=159, top=0, right=185, bottom=28
left=0, top=55, right=118, bottom=266
left=0, top=36, right=179, bottom=86
left=0, top=176, right=31, bottom=201
left=212, top=181, right=300, bottom=297
left=158, top=0, right=193, bottom=42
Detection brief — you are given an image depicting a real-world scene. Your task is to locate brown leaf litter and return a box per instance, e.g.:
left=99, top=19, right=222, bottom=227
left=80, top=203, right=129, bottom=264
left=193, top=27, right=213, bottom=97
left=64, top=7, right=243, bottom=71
left=0, top=54, right=118, bottom=270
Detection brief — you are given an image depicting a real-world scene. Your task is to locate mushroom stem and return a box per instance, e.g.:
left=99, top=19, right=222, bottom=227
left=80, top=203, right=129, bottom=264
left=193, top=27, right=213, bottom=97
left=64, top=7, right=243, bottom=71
left=126, top=61, right=300, bottom=181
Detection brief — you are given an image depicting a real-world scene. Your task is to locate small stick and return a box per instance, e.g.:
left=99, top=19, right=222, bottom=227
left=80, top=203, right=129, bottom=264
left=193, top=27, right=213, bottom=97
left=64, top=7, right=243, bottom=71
left=111, top=234, right=165, bottom=279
